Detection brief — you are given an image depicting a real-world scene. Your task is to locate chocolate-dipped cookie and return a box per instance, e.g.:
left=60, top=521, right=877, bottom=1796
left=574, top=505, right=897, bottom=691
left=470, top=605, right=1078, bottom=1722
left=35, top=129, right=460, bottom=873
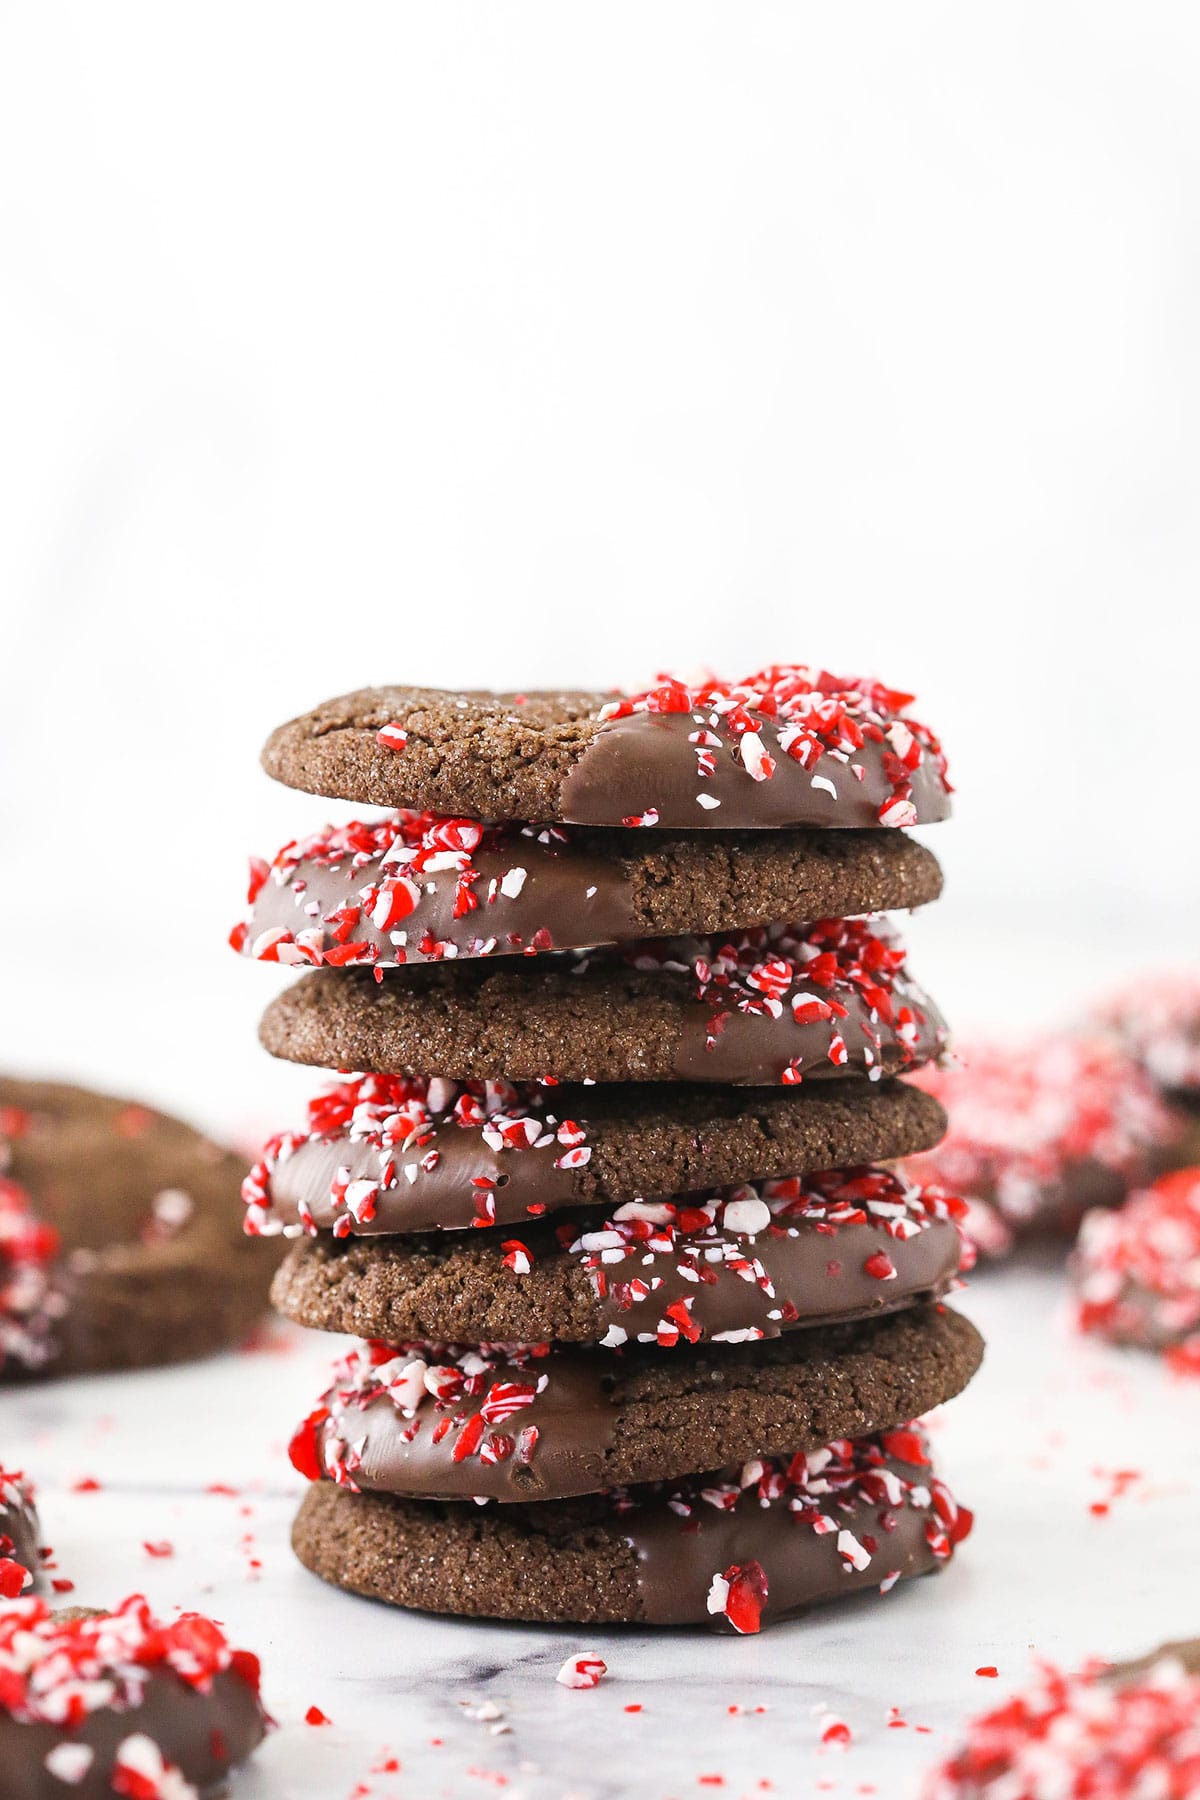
left=261, top=669, right=952, bottom=831
left=288, top=1304, right=982, bottom=1504
left=292, top=1421, right=972, bottom=1630
left=243, top=1070, right=947, bottom=1237
left=271, top=1166, right=967, bottom=1347
left=233, top=811, right=942, bottom=969
left=260, top=917, right=948, bottom=1087
left=0, top=1595, right=267, bottom=1799
left=1072, top=1167, right=1200, bottom=1369
left=905, top=1038, right=1177, bottom=1258
left=0, top=1078, right=283, bottom=1378
left=925, top=1641, right=1200, bottom=1798
left=0, top=1468, right=42, bottom=1599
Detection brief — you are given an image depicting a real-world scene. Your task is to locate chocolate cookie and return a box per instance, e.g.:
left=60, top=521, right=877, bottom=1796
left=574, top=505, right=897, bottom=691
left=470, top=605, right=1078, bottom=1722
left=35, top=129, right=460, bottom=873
left=292, top=1422, right=972, bottom=1629
left=288, top=1304, right=982, bottom=1503
left=0, top=1078, right=283, bottom=1378
left=261, top=669, right=952, bottom=830
left=272, top=1167, right=967, bottom=1347
left=1072, top=1167, right=1200, bottom=1363
left=926, top=1642, right=1200, bottom=1798
left=243, top=1070, right=947, bottom=1237
left=0, top=1468, right=42, bottom=1598
left=0, top=1595, right=267, bottom=1799
left=260, top=918, right=948, bottom=1087
left=904, top=1039, right=1177, bottom=1258
left=233, top=812, right=942, bottom=969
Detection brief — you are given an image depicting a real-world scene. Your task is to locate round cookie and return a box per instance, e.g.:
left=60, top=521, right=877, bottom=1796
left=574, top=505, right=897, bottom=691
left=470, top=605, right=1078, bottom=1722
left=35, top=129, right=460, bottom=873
left=261, top=669, right=952, bottom=831
left=259, top=917, right=948, bottom=1087
left=0, top=1078, right=283, bottom=1378
left=924, top=1644, right=1200, bottom=1799
left=292, top=1422, right=972, bottom=1630
left=1072, top=1166, right=1200, bottom=1367
left=904, top=1039, right=1177, bottom=1258
left=271, top=1166, right=967, bottom=1347
left=287, top=1303, right=983, bottom=1504
left=243, top=1070, right=948, bottom=1237
left=0, top=1468, right=42, bottom=1599
left=1096, top=970, right=1200, bottom=1108
left=233, top=812, right=942, bottom=969
left=0, top=1595, right=267, bottom=1799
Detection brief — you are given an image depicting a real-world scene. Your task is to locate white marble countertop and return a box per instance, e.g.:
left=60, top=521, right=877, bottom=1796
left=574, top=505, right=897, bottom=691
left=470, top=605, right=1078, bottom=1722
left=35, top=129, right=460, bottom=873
left=2, top=1250, right=1196, bottom=1800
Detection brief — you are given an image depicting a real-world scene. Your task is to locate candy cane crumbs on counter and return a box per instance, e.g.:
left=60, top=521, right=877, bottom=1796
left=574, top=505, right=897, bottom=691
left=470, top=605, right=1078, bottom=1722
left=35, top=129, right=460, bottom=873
left=0, top=1173, right=63, bottom=1372
left=596, top=668, right=951, bottom=826
left=1072, top=1166, right=1200, bottom=1356
left=241, top=1072, right=587, bottom=1237
left=556, top=1653, right=607, bottom=1689
left=923, top=1653, right=1200, bottom=1798
left=905, top=1038, right=1178, bottom=1252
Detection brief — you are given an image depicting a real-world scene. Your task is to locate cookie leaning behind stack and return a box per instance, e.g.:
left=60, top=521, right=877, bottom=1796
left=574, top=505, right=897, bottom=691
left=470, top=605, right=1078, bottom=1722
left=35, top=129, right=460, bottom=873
left=240, top=668, right=984, bottom=1632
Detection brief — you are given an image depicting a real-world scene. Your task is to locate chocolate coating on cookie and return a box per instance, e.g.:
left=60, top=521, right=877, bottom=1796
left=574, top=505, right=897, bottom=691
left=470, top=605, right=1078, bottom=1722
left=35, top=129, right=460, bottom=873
left=0, top=1078, right=283, bottom=1378
left=291, top=1424, right=972, bottom=1629
left=289, top=1304, right=983, bottom=1503
left=260, top=918, right=948, bottom=1087
left=271, top=1166, right=967, bottom=1347
left=0, top=1470, right=42, bottom=1598
left=236, top=812, right=942, bottom=968
left=261, top=670, right=951, bottom=831
left=0, top=1595, right=267, bottom=1799
left=245, top=1071, right=947, bottom=1237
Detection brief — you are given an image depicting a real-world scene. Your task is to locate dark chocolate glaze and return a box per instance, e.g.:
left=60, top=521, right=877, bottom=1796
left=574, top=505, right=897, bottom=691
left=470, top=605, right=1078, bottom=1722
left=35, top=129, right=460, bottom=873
left=0, top=1666, right=265, bottom=1800
left=0, top=1478, right=42, bottom=1593
left=626, top=1446, right=954, bottom=1627
left=560, top=709, right=952, bottom=830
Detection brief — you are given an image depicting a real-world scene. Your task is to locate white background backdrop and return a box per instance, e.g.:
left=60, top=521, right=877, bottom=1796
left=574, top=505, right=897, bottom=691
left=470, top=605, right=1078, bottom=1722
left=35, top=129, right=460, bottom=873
left=3, top=4, right=1200, bottom=1129
left=2, top=13, right=1200, bottom=1798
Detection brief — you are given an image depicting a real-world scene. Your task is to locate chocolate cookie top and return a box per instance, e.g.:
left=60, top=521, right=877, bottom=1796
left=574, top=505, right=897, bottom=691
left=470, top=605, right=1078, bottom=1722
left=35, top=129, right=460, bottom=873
left=0, top=1077, right=282, bottom=1379
left=904, top=1038, right=1177, bottom=1255
left=0, top=1469, right=41, bottom=1600
left=0, top=1594, right=267, bottom=1799
left=243, top=1070, right=947, bottom=1238
left=233, top=811, right=942, bottom=969
left=1072, top=1167, right=1200, bottom=1365
left=260, top=917, right=949, bottom=1087
left=292, top=1422, right=972, bottom=1630
left=261, top=668, right=952, bottom=830
left=271, top=1166, right=968, bottom=1348
left=288, top=1303, right=982, bottom=1503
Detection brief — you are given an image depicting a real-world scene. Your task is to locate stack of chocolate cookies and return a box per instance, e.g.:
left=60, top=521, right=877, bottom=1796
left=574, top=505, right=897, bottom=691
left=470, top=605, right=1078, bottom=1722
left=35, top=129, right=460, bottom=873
left=237, top=670, right=983, bottom=1633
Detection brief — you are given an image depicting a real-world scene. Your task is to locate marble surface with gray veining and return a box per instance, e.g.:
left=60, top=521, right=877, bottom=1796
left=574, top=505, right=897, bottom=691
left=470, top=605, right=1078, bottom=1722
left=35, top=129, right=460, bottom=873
left=2, top=1254, right=1196, bottom=1800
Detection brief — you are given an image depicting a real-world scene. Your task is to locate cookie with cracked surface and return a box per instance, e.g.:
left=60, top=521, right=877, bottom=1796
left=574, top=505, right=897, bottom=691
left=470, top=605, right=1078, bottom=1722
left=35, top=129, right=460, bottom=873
left=287, top=1303, right=983, bottom=1503
left=291, top=1421, right=972, bottom=1630
left=234, top=811, right=942, bottom=969
left=270, top=1165, right=967, bottom=1347
left=259, top=917, right=948, bottom=1087
left=0, top=1078, right=283, bottom=1379
left=243, top=1070, right=947, bottom=1237
left=261, top=669, right=952, bottom=830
